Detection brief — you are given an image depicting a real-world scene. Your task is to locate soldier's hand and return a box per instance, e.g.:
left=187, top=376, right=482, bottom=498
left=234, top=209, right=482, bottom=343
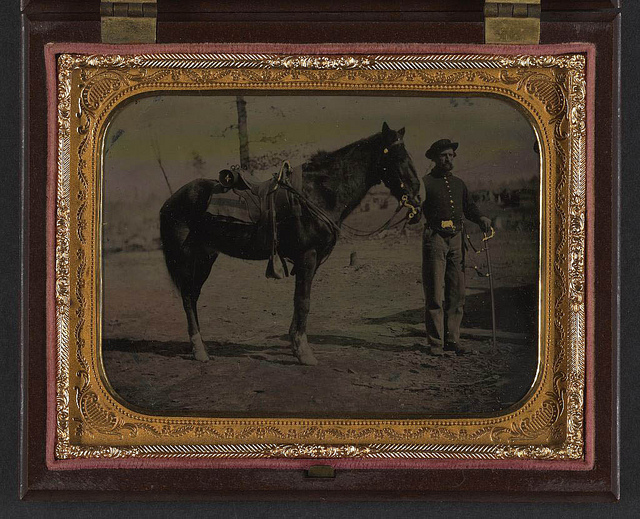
left=480, top=216, right=492, bottom=233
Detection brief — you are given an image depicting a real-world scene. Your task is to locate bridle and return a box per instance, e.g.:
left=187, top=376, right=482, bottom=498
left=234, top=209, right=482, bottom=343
left=378, top=139, right=421, bottom=223
left=340, top=140, right=421, bottom=237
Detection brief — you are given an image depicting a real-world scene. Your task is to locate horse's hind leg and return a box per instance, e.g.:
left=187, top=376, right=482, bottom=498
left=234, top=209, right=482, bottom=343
left=289, top=249, right=318, bottom=366
left=181, top=250, right=218, bottom=362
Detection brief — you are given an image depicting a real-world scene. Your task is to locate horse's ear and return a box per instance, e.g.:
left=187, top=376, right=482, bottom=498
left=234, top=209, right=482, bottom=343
left=398, top=127, right=405, bottom=138
left=382, top=122, right=390, bottom=134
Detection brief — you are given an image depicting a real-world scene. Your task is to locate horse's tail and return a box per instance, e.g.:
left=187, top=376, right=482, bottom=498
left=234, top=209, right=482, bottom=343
left=159, top=179, right=217, bottom=290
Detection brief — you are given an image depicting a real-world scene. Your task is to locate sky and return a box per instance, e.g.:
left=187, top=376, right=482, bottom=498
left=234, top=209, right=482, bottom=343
left=103, top=94, right=540, bottom=204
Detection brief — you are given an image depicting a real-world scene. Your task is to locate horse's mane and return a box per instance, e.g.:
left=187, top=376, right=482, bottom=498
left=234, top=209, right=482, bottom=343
left=298, top=131, right=386, bottom=219
left=302, top=132, right=381, bottom=173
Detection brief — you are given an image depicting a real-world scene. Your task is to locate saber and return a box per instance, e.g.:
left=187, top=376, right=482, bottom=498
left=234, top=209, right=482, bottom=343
left=482, top=227, right=497, bottom=353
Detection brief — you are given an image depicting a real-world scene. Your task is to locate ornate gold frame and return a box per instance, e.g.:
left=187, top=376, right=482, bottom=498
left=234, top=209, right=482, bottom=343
left=53, top=51, right=587, bottom=462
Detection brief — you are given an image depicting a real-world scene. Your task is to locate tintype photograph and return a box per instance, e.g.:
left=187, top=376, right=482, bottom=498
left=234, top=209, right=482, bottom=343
left=49, top=49, right=589, bottom=464
left=101, top=93, right=540, bottom=418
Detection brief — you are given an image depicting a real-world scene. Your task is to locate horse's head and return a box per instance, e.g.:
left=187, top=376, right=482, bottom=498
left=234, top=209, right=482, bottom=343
left=377, top=122, right=421, bottom=221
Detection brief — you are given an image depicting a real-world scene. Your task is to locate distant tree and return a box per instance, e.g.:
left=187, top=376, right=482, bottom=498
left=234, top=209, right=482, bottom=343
left=150, top=134, right=173, bottom=195
left=192, top=151, right=205, bottom=174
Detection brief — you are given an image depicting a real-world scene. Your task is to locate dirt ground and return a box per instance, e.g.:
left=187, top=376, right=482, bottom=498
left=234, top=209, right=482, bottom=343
left=102, top=223, right=539, bottom=418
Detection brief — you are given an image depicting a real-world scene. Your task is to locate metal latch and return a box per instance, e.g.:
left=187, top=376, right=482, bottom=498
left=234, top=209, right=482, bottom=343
left=484, top=1, right=541, bottom=44
left=306, top=465, right=336, bottom=479
left=101, top=1, right=157, bottom=43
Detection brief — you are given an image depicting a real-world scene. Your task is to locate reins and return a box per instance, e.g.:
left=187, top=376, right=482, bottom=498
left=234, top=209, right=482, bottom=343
left=275, top=180, right=341, bottom=236
left=279, top=179, right=418, bottom=239
left=273, top=160, right=411, bottom=239
left=340, top=203, right=407, bottom=237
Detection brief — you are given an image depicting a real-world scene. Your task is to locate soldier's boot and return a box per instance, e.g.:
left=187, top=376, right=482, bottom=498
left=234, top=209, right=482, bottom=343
left=445, top=342, right=470, bottom=356
left=428, top=344, right=445, bottom=356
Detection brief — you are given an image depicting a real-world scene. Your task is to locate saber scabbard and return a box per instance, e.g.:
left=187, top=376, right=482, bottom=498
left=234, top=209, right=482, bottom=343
left=483, top=228, right=497, bottom=353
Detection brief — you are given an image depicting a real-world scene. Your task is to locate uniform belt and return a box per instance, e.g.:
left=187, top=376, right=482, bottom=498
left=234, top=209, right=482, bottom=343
left=426, top=219, right=463, bottom=233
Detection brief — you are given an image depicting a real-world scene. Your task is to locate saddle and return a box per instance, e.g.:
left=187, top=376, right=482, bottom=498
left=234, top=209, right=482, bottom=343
left=206, top=163, right=303, bottom=279
left=210, top=164, right=302, bottom=222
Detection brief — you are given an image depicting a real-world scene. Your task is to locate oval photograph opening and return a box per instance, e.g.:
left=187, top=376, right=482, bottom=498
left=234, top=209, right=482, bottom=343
left=100, top=93, right=541, bottom=418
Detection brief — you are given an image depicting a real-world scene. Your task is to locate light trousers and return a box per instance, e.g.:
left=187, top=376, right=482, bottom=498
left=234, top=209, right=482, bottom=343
left=422, top=228, right=465, bottom=346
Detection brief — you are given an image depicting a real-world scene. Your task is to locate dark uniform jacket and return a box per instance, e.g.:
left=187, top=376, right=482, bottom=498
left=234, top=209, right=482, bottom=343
left=422, top=168, right=484, bottom=235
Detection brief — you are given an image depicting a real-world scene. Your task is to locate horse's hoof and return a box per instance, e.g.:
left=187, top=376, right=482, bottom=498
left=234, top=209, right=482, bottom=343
left=194, top=351, right=210, bottom=362
left=294, top=349, right=318, bottom=366
left=191, top=333, right=209, bottom=362
left=297, top=355, right=318, bottom=366
left=291, top=332, right=318, bottom=365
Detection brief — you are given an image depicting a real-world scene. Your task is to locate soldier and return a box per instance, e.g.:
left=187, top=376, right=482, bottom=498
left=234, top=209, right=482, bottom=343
left=421, top=139, right=493, bottom=356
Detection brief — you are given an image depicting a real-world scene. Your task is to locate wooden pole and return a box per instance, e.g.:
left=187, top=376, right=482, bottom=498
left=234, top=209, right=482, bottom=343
left=236, top=95, right=250, bottom=170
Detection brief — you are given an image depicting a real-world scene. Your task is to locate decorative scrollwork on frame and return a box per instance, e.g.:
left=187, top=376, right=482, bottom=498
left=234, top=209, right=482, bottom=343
left=54, top=51, right=587, bottom=462
left=265, top=55, right=374, bottom=70
left=54, top=55, right=73, bottom=458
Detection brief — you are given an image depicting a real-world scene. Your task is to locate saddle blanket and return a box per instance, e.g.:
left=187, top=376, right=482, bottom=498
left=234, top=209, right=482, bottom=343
left=205, top=190, right=257, bottom=224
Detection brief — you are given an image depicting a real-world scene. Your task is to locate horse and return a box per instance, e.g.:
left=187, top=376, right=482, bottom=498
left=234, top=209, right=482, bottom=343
left=160, top=122, right=421, bottom=366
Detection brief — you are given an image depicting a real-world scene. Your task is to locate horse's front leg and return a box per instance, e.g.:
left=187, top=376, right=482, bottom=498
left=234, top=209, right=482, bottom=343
left=290, top=249, right=318, bottom=366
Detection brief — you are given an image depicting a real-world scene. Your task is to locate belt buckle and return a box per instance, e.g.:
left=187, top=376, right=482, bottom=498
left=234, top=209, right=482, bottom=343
left=441, top=220, right=455, bottom=230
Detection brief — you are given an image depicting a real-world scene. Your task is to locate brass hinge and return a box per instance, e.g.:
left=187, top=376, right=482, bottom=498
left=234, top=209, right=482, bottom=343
left=484, top=1, right=541, bottom=44
left=101, top=1, right=157, bottom=43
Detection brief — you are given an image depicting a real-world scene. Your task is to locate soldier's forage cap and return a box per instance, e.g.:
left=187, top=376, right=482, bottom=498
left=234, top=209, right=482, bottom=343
left=425, top=139, right=459, bottom=160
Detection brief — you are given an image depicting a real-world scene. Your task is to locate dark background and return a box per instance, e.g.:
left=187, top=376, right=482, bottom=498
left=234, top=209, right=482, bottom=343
left=1, top=0, right=636, bottom=516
